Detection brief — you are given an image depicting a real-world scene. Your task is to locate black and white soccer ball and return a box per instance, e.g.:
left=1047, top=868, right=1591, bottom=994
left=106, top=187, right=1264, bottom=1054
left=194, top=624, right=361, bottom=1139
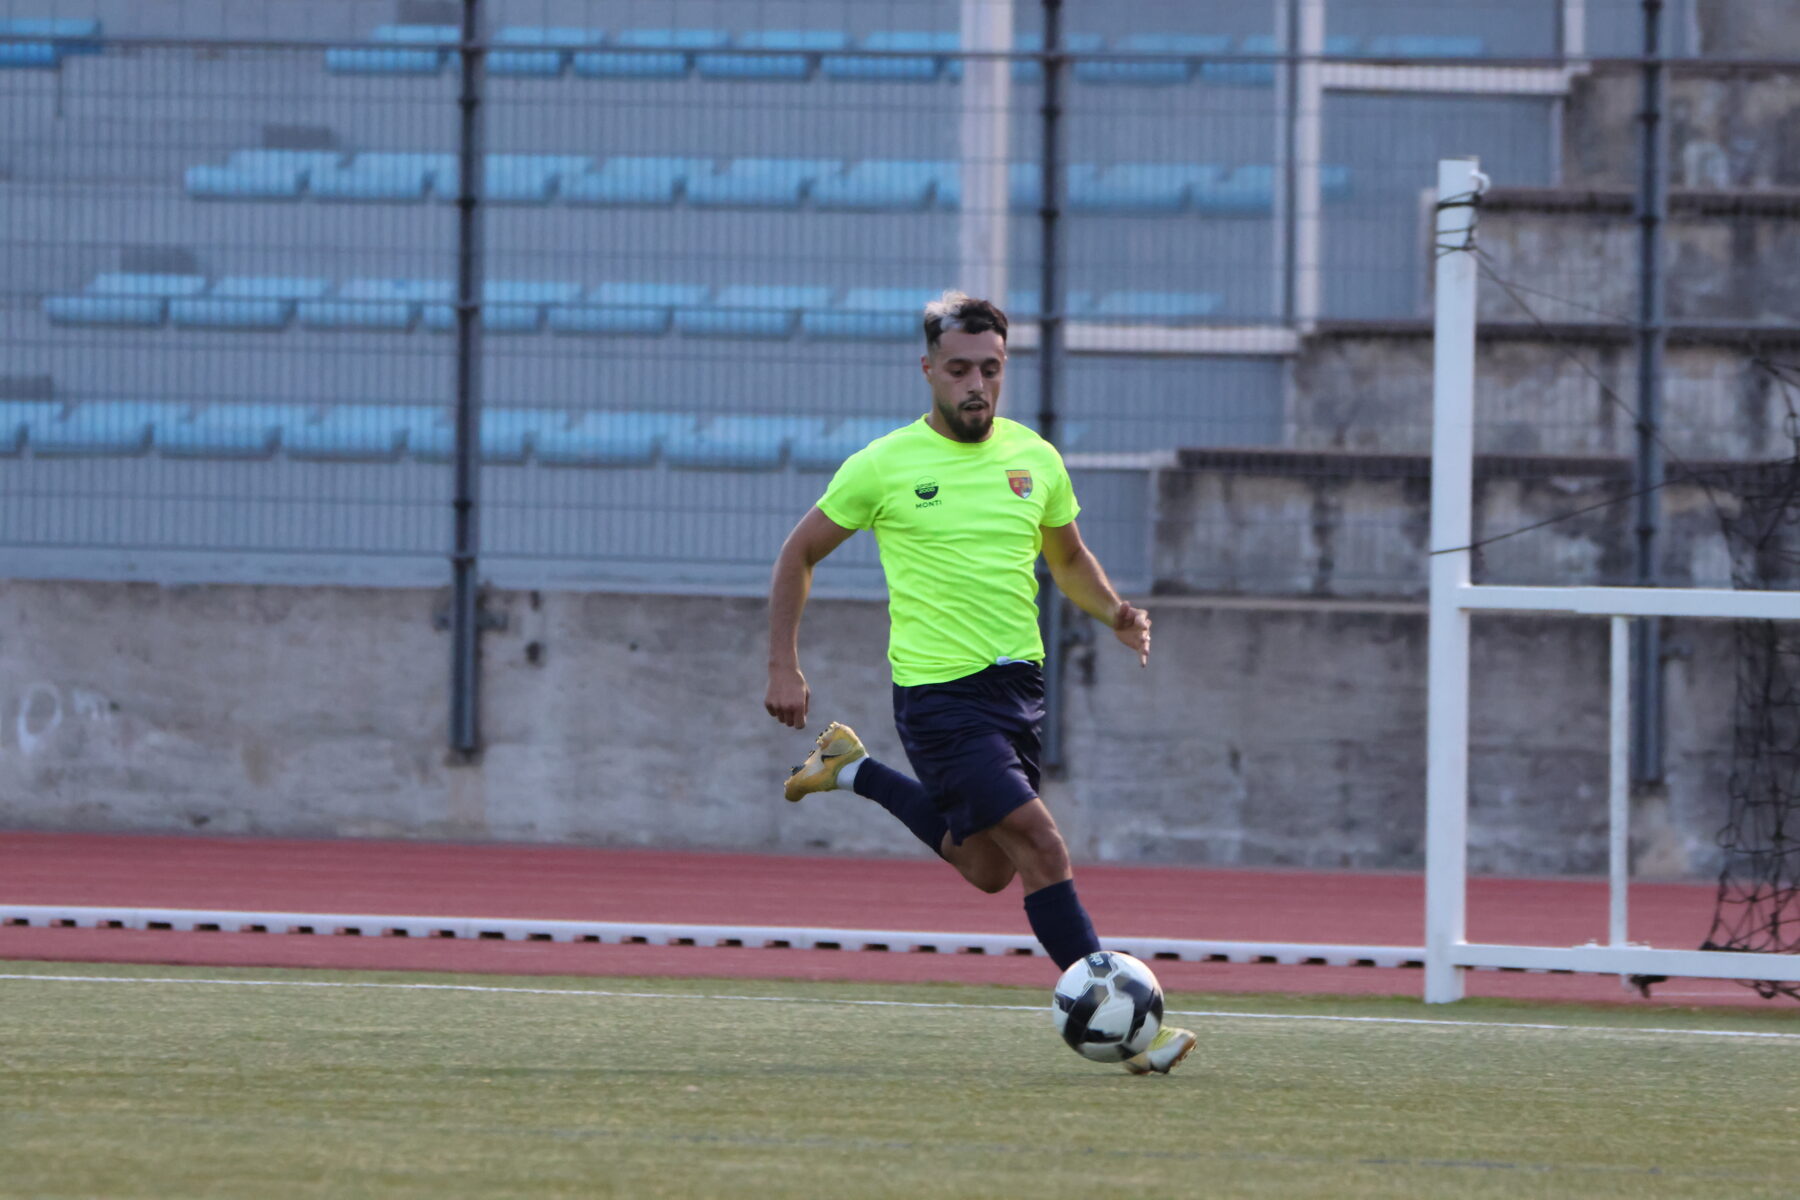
left=1050, top=951, right=1165, bottom=1062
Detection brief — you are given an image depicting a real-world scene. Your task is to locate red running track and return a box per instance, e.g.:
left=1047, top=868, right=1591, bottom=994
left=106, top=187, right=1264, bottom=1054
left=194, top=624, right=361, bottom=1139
left=0, top=832, right=1776, bottom=1008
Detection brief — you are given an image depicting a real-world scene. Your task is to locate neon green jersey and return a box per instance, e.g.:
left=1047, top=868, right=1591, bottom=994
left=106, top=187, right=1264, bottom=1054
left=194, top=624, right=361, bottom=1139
left=817, top=416, right=1080, bottom=686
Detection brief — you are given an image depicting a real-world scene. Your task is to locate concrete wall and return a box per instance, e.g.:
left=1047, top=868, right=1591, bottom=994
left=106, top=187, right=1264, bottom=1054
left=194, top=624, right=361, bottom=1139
left=0, top=578, right=1739, bottom=879
left=1566, top=62, right=1800, bottom=190
left=1148, top=455, right=1740, bottom=597
left=1290, top=331, right=1794, bottom=461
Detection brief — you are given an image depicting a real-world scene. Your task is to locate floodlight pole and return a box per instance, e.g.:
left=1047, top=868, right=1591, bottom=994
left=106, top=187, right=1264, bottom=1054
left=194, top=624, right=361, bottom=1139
left=448, top=0, right=486, bottom=759
left=1425, top=157, right=1482, bottom=1005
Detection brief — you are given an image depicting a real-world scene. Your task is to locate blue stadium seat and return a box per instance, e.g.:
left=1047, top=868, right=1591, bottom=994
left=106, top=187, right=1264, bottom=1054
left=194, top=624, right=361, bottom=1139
left=409, top=406, right=556, bottom=463
left=0, top=17, right=100, bottom=55
left=0, top=401, right=63, bottom=453
left=186, top=150, right=344, bottom=199
left=674, top=286, right=831, bottom=338
left=90, top=273, right=209, bottom=296
left=1007, top=290, right=1096, bottom=319
left=685, top=158, right=838, bottom=208
left=45, top=273, right=204, bottom=326
left=422, top=281, right=581, bottom=333
left=326, top=24, right=457, bottom=75
left=0, top=42, right=59, bottom=68
left=789, top=417, right=908, bottom=471
left=169, top=277, right=329, bottom=331
left=1193, top=164, right=1276, bottom=214
left=1075, top=34, right=1229, bottom=85
left=935, top=161, right=1044, bottom=211
left=811, top=160, right=948, bottom=210
left=1011, top=32, right=1103, bottom=83
left=800, top=289, right=937, bottom=340
left=485, top=154, right=593, bottom=203
left=44, top=296, right=166, bottom=325
left=548, top=283, right=710, bottom=336
left=1200, top=34, right=1359, bottom=85
left=312, top=153, right=455, bottom=202
left=821, top=31, right=959, bottom=81
left=161, top=402, right=317, bottom=457
left=1364, top=35, right=1485, bottom=59
left=489, top=26, right=601, bottom=77
left=695, top=30, right=848, bottom=80
left=1092, top=290, right=1222, bottom=322
left=1068, top=163, right=1210, bottom=213
left=284, top=404, right=429, bottom=460
left=572, top=28, right=725, bottom=78
left=296, top=298, right=413, bottom=330
left=31, top=401, right=191, bottom=455
left=297, top=277, right=446, bottom=329
left=561, top=156, right=708, bottom=205
left=536, top=411, right=695, bottom=467
left=1320, top=164, right=1352, bottom=200
left=664, top=415, right=808, bottom=469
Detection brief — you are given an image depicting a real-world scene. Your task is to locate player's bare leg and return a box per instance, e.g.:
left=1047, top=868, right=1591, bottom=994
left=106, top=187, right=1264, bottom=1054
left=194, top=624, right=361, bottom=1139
left=938, top=829, right=1015, bottom=894
left=984, top=798, right=1073, bottom=892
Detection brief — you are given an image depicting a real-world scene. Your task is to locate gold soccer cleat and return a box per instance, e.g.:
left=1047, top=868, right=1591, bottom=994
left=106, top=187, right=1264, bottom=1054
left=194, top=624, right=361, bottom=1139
left=784, top=721, right=867, bottom=802
left=1123, top=1025, right=1197, bottom=1076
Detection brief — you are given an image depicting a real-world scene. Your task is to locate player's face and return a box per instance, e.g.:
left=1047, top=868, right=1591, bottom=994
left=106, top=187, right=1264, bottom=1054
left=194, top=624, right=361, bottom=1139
left=921, top=328, right=1006, bottom=443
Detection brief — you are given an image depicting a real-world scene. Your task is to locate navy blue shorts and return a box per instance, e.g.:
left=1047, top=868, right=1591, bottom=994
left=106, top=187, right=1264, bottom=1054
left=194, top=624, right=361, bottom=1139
left=893, top=661, right=1045, bottom=845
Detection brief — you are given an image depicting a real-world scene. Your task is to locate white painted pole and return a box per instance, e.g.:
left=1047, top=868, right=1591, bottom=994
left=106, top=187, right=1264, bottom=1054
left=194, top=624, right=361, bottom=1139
left=1271, top=0, right=1293, bottom=319
left=1561, top=0, right=1587, bottom=60
left=1292, top=0, right=1325, bottom=328
left=960, top=0, right=1014, bottom=304
left=1425, top=157, right=1482, bottom=1004
left=1609, top=614, right=1631, bottom=948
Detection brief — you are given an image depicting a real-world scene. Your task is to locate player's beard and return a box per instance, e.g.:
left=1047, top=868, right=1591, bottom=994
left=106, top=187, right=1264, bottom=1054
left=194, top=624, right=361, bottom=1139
left=938, top=394, right=995, bottom=442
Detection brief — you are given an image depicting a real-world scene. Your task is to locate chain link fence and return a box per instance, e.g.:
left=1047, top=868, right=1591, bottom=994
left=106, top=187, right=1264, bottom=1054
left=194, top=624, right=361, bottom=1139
left=2, top=0, right=1792, bottom=601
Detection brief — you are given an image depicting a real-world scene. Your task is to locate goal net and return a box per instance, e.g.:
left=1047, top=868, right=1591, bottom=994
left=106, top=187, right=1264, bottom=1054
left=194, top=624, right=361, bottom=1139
left=1703, top=451, right=1800, bottom=999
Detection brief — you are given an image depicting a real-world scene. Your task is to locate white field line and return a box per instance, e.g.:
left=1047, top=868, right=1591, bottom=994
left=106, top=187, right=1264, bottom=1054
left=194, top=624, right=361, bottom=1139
left=1, top=972, right=1797, bottom=1042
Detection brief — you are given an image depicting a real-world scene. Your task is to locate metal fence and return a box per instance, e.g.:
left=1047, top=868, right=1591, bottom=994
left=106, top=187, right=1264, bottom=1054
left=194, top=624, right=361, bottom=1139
left=1, top=0, right=1794, bottom=614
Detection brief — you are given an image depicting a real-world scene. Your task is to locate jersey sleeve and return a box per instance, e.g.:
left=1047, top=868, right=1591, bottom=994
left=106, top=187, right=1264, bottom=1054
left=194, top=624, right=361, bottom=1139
left=1040, top=445, right=1080, bottom=527
left=816, top=446, right=881, bottom=531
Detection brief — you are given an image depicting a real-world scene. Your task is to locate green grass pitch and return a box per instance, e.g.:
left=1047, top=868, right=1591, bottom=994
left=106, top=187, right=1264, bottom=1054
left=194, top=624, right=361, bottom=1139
left=3, top=962, right=1799, bottom=1198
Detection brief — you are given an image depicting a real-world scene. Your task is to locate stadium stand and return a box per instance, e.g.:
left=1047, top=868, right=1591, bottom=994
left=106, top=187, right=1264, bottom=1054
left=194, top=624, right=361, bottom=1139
left=312, top=25, right=1487, bottom=84
left=42, top=277, right=1225, bottom=336
left=0, top=398, right=1039, bottom=469
left=188, top=153, right=1352, bottom=215
left=0, top=17, right=102, bottom=69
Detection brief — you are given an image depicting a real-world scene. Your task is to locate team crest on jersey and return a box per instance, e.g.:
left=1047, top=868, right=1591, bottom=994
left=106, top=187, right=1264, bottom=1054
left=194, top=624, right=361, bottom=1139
left=1007, top=469, right=1033, bottom=499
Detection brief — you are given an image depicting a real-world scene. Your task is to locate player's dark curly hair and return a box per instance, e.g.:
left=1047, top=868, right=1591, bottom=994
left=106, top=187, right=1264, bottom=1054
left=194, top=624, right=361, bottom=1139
left=923, top=289, right=1008, bottom=351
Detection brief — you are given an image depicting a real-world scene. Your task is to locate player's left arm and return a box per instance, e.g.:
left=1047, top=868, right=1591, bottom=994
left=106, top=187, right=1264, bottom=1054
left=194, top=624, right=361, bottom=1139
left=1040, top=520, right=1151, bottom=667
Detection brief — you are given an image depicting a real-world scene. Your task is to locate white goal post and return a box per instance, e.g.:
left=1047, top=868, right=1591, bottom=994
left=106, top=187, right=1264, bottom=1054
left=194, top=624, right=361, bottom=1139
left=1425, top=156, right=1800, bottom=1003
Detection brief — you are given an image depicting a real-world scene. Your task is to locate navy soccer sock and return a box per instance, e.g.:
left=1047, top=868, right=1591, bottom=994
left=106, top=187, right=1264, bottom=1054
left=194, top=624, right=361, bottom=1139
left=851, top=757, right=949, bottom=857
left=1023, top=878, right=1103, bottom=970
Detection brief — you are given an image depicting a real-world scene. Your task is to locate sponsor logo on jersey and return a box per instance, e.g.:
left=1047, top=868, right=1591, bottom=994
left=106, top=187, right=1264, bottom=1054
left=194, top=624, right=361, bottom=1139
left=1007, top=469, right=1033, bottom=499
left=914, top=476, right=940, bottom=508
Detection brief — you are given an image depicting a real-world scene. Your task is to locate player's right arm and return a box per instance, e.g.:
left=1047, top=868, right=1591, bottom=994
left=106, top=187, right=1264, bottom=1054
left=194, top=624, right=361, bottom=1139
left=765, top=505, right=857, bottom=729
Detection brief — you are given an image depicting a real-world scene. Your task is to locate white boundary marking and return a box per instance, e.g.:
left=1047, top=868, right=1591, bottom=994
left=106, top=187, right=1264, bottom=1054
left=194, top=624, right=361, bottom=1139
left=0, top=904, right=1426, bottom=969
left=2, top=972, right=1796, bottom=1042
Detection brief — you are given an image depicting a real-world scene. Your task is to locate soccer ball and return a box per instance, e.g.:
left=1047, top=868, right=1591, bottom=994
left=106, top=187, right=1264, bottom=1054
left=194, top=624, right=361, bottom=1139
left=1050, top=950, right=1165, bottom=1062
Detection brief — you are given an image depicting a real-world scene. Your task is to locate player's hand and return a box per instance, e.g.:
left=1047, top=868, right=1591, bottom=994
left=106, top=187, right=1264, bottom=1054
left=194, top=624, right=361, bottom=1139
left=765, top=666, right=811, bottom=729
left=1112, top=600, right=1151, bottom=668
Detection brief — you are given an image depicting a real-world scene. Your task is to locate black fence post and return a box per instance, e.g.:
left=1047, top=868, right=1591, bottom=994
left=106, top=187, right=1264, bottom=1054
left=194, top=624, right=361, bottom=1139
left=449, top=0, right=486, bottom=759
left=1037, top=0, right=1068, bottom=773
left=1632, top=0, right=1667, bottom=784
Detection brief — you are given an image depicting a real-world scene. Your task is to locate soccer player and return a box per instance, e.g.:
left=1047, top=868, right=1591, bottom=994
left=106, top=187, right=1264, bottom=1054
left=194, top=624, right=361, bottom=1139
left=764, top=290, right=1195, bottom=1075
